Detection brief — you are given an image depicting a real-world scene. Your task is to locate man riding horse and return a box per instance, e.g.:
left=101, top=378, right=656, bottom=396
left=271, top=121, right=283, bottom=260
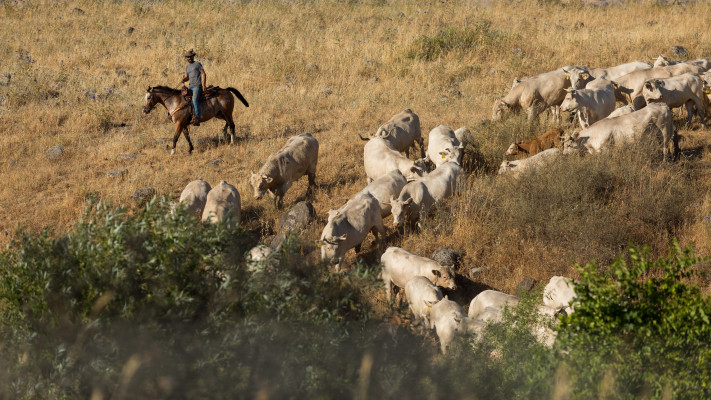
left=180, top=49, right=206, bottom=126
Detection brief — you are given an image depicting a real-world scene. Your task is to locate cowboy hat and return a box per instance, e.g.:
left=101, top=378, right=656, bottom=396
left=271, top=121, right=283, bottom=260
left=183, top=49, right=197, bottom=58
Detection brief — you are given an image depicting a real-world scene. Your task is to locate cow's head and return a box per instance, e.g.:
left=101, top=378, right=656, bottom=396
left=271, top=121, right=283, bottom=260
left=431, top=265, right=457, bottom=291
left=642, top=79, right=664, bottom=104
left=389, top=196, right=414, bottom=228
left=560, top=88, right=580, bottom=113
left=491, top=99, right=511, bottom=121
left=498, top=160, right=514, bottom=175
left=505, top=143, right=524, bottom=156
left=653, top=55, right=670, bottom=68
left=374, top=124, right=393, bottom=139
left=319, top=233, right=347, bottom=266
left=561, top=131, right=581, bottom=154
left=564, top=66, right=592, bottom=90
left=249, top=171, right=273, bottom=200
left=511, top=77, right=523, bottom=90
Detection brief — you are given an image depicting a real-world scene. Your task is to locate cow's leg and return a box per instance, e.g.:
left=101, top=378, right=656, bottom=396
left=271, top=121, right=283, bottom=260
left=307, top=162, right=317, bottom=194
left=419, top=138, right=426, bottom=159
left=684, top=101, right=695, bottom=126
left=692, top=98, right=706, bottom=127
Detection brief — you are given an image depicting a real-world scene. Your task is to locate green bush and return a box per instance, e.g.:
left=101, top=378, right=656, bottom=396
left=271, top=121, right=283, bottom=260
left=406, top=21, right=504, bottom=61
left=558, top=243, right=711, bottom=398
left=1, top=199, right=710, bottom=399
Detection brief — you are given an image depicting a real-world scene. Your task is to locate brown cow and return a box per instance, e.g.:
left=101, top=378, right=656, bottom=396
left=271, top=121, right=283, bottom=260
left=505, top=128, right=564, bottom=158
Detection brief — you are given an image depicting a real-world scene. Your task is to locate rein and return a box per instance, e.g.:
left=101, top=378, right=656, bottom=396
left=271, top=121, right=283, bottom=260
left=149, top=87, right=188, bottom=119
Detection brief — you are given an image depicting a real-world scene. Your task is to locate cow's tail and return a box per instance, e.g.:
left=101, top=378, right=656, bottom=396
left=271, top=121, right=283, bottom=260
left=227, top=87, right=249, bottom=107
left=358, top=134, right=370, bottom=141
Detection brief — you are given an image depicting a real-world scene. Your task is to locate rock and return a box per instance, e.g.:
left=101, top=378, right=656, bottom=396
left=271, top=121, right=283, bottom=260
left=447, top=88, right=462, bottom=97
left=107, top=169, right=128, bottom=178
left=205, top=158, right=222, bottom=167
left=115, top=69, right=128, bottom=77
left=127, top=27, right=135, bottom=35
left=431, top=248, right=464, bottom=268
left=369, top=77, right=379, bottom=83
left=141, top=67, right=150, bottom=76
left=516, top=278, right=538, bottom=296
left=117, top=153, right=138, bottom=160
left=46, top=145, right=65, bottom=161
left=468, top=267, right=483, bottom=280
left=73, top=7, right=85, bottom=14
left=671, top=45, right=688, bottom=58
left=0, top=73, right=10, bottom=86
left=645, top=20, right=657, bottom=26
left=574, top=21, right=585, bottom=29
left=277, top=201, right=315, bottom=234
left=322, top=87, right=332, bottom=95
left=270, top=233, right=286, bottom=250
left=131, top=187, right=155, bottom=206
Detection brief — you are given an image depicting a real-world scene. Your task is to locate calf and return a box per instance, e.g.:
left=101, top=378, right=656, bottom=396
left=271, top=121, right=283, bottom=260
left=429, top=296, right=466, bottom=354
left=505, top=128, right=563, bottom=158
left=250, top=133, right=319, bottom=208
left=562, top=102, right=677, bottom=161
left=356, top=169, right=407, bottom=217
left=380, top=246, right=457, bottom=303
left=426, top=125, right=464, bottom=166
left=319, top=192, right=385, bottom=271
left=405, top=276, right=444, bottom=328
left=499, top=148, right=562, bottom=177
left=359, top=109, right=425, bottom=158
left=178, top=178, right=211, bottom=217
left=363, top=137, right=426, bottom=183
left=390, top=162, right=462, bottom=228
left=560, top=82, right=616, bottom=128
left=202, top=181, right=241, bottom=229
left=566, top=62, right=652, bottom=89
left=642, top=73, right=708, bottom=126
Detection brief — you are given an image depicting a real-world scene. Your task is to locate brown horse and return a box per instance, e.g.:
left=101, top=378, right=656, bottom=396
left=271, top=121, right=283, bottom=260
left=142, top=86, right=249, bottom=154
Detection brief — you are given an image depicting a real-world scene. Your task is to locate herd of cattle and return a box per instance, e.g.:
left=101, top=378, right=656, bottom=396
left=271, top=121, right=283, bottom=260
left=173, top=53, right=711, bottom=352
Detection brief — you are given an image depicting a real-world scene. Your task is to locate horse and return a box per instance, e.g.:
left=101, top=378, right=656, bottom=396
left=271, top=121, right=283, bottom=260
left=142, top=85, right=249, bottom=154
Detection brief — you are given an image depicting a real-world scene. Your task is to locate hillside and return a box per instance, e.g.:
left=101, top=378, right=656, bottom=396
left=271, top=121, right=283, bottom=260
left=3, top=1, right=711, bottom=398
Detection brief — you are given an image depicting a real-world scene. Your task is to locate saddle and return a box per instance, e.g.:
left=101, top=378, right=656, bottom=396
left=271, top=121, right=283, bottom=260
left=182, top=85, right=218, bottom=101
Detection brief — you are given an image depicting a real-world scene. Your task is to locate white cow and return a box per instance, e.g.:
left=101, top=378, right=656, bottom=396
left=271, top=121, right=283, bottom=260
left=356, top=169, right=407, bottom=217
left=566, top=62, right=652, bottom=89
left=561, top=102, right=677, bottom=161
left=429, top=296, right=467, bottom=354
left=202, top=181, right=241, bottom=229
left=560, top=82, right=616, bottom=129
left=250, top=133, right=319, bottom=208
left=319, top=192, right=385, bottom=270
left=359, top=109, right=425, bottom=158
left=390, top=162, right=462, bottom=228
left=642, top=73, right=708, bottom=126
left=246, top=244, right=276, bottom=273
left=543, top=276, right=577, bottom=315
left=492, top=67, right=573, bottom=121
left=380, top=247, right=457, bottom=303
left=653, top=55, right=711, bottom=71
left=363, top=137, right=426, bottom=183
left=426, top=125, right=464, bottom=166
left=405, top=276, right=444, bottom=327
left=498, top=148, right=561, bottom=177
left=467, top=290, right=520, bottom=322
left=614, top=63, right=705, bottom=105
left=178, top=178, right=211, bottom=217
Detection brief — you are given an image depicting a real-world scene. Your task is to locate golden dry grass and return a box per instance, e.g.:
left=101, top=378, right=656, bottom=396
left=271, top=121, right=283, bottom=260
left=2, top=0, right=711, bottom=297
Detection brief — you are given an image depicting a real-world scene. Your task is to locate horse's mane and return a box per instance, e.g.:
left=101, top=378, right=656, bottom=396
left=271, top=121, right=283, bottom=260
left=151, top=85, right=180, bottom=93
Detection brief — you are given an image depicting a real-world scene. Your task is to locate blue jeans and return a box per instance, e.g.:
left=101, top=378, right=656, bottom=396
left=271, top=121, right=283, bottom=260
left=190, top=86, right=202, bottom=120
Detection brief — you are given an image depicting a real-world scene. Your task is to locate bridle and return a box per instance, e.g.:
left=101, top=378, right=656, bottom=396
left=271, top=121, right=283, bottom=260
left=143, top=87, right=188, bottom=118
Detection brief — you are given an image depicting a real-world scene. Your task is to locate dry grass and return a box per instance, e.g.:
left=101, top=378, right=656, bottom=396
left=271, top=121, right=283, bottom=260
left=2, top=0, right=711, bottom=297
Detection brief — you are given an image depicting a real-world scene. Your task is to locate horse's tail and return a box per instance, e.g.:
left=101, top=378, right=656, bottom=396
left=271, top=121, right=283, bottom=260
left=227, top=87, right=249, bottom=108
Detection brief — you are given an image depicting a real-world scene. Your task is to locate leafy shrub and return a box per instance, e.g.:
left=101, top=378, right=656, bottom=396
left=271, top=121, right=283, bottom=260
left=558, top=243, right=711, bottom=398
left=406, top=21, right=504, bottom=61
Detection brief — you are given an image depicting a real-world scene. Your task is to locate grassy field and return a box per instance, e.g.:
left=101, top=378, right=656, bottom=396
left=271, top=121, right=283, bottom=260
left=2, top=0, right=711, bottom=299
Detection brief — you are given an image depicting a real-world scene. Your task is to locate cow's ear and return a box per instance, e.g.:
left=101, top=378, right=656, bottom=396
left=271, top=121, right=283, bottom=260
left=327, top=209, right=339, bottom=219
left=565, top=87, right=574, bottom=93
left=432, top=269, right=442, bottom=277
left=645, top=81, right=653, bottom=90
left=657, top=80, right=665, bottom=87
left=403, top=198, right=413, bottom=205
left=611, top=81, right=619, bottom=89
left=147, top=86, right=152, bottom=92
left=336, top=234, right=347, bottom=241
left=264, top=177, right=273, bottom=183
left=581, top=72, right=590, bottom=80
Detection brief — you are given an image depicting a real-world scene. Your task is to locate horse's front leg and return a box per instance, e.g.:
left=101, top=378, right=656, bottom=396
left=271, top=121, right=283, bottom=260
left=184, top=127, right=194, bottom=154
left=170, top=122, right=182, bottom=155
